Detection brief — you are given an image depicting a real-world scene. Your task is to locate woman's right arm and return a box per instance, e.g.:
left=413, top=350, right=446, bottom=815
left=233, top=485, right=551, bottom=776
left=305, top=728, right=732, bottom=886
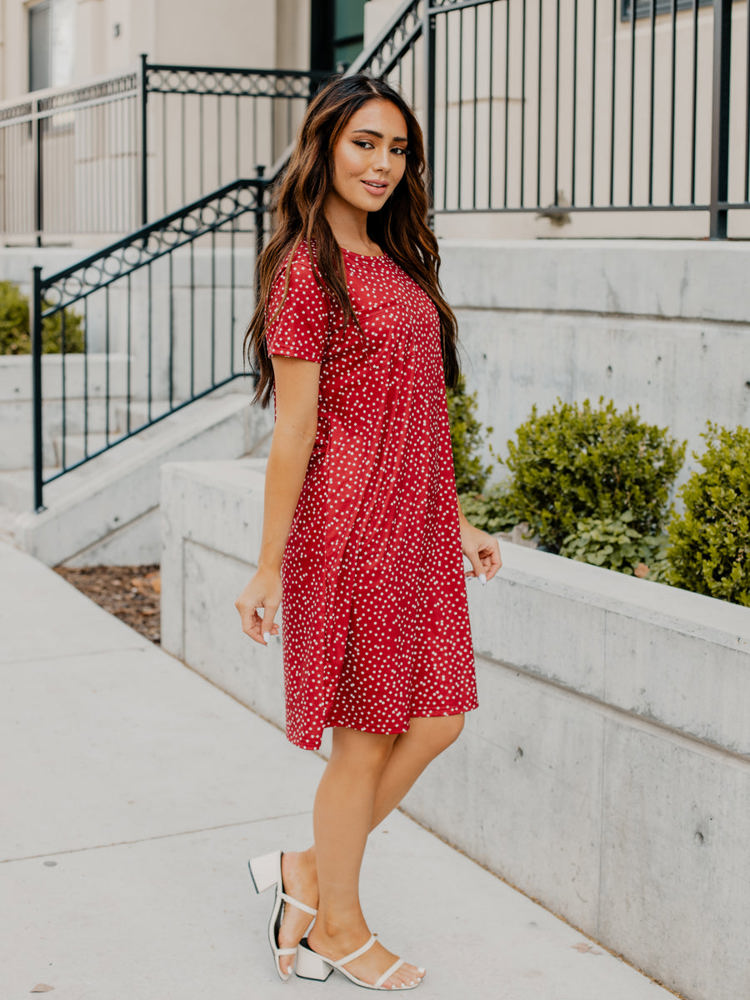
left=234, top=354, right=321, bottom=645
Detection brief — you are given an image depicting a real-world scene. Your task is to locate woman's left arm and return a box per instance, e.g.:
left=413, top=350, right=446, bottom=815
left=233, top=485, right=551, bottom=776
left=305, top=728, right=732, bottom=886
left=457, top=496, right=502, bottom=583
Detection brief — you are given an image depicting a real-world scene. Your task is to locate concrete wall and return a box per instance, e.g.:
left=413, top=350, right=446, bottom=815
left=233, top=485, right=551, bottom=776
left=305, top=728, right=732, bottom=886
left=160, top=456, right=750, bottom=1000
left=438, top=238, right=750, bottom=491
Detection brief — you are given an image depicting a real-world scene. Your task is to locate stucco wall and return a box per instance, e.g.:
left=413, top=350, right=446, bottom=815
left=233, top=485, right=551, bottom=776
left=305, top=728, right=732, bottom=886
left=0, top=0, right=306, bottom=101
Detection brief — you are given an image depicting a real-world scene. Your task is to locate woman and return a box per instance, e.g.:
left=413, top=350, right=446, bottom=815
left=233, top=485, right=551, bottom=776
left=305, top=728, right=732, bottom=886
left=235, top=73, right=501, bottom=992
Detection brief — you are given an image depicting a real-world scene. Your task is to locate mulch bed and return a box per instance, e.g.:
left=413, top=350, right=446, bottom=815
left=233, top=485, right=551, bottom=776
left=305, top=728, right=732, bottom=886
left=54, top=564, right=161, bottom=645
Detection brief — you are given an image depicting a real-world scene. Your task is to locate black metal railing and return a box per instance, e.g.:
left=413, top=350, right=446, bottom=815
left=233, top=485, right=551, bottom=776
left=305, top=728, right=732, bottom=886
left=31, top=177, right=266, bottom=510
left=352, top=0, right=750, bottom=238
left=0, top=74, right=140, bottom=244
left=139, top=59, right=331, bottom=222
left=0, top=60, right=328, bottom=244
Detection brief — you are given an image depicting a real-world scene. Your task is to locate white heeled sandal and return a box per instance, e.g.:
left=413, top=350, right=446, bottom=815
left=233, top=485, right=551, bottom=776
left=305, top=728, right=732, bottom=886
left=248, top=849, right=317, bottom=982
left=296, top=932, right=425, bottom=991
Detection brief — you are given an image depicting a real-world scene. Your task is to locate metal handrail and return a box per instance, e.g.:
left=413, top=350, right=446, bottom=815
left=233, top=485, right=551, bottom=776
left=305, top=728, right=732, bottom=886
left=31, top=176, right=267, bottom=510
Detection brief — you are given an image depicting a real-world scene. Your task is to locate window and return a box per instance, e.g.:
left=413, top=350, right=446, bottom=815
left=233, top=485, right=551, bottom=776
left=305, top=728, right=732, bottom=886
left=332, top=0, right=365, bottom=71
left=621, top=0, right=712, bottom=18
left=29, top=0, right=75, bottom=92
left=310, top=0, right=366, bottom=73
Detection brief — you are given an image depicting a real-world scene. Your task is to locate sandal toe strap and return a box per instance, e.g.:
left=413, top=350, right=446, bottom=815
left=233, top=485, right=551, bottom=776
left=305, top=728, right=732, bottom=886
left=375, top=957, right=405, bottom=989
left=279, top=890, right=317, bottom=916
left=276, top=946, right=297, bottom=955
left=335, top=933, right=378, bottom=968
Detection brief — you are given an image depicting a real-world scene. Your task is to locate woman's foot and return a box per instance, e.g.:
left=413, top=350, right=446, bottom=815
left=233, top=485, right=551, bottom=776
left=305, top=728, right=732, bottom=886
left=306, top=923, right=426, bottom=990
left=277, top=850, right=320, bottom=976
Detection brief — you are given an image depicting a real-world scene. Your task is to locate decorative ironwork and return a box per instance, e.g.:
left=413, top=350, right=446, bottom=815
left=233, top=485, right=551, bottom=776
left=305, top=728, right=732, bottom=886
left=41, top=179, right=262, bottom=314
left=38, top=73, right=139, bottom=113
left=146, top=64, right=329, bottom=99
left=347, top=0, right=422, bottom=78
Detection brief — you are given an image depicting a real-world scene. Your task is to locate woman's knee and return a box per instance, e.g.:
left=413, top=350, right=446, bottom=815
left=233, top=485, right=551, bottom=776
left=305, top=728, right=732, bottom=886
left=410, top=713, right=465, bottom=754
left=330, top=726, right=397, bottom=772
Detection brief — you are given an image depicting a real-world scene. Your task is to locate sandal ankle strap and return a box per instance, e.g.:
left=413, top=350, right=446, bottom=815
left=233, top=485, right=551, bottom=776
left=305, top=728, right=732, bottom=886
left=279, top=890, right=317, bottom=916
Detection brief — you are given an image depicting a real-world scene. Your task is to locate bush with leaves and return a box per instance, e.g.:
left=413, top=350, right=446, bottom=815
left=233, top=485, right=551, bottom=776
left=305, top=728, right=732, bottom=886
left=560, top=511, right=670, bottom=581
left=456, top=481, right=521, bottom=535
left=446, top=373, right=495, bottom=495
left=0, top=280, right=85, bottom=355
left=502, top=397, right=685, bottom=551
left=666, top=424, right=750, bottom=606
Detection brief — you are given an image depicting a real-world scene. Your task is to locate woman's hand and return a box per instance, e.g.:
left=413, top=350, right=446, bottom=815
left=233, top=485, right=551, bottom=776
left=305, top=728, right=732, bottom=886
left=234, top=567, right=282, bottom=646
left=459, top=517, right=502, bottom=584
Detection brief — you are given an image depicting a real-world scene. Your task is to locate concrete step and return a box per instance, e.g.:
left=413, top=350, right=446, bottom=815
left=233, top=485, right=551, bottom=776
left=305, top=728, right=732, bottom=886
left=8, top=388, right=272, bottom=566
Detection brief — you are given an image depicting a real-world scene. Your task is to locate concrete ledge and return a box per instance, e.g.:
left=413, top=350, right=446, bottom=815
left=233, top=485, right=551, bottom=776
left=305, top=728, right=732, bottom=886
left=15, top=393, right=271, bottom=566
left=161, top=457, right=750, bottom=1000
left=439, top=238, right=750, bottom=323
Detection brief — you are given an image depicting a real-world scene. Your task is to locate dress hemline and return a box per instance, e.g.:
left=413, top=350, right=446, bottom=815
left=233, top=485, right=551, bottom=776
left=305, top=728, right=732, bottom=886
left=286, top=700, right=480, bottom=751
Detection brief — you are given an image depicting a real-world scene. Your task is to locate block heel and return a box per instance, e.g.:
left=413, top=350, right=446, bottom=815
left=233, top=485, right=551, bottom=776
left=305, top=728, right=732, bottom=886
left=248, top=850, right=281, bottom=894
left=295, top=937, right=334, bottom=981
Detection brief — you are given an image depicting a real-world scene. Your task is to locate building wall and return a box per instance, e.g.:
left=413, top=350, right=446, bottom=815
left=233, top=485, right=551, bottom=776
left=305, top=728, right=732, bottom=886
left=0, top=0, right=307, bottom=102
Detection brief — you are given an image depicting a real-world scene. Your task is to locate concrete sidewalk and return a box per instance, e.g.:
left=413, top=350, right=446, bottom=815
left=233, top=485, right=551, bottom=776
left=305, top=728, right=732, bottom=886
left=0, top=540, right=678, bottom=1000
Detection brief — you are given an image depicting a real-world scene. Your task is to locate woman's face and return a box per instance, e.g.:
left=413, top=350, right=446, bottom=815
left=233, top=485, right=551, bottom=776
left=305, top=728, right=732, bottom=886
left=328, top=98, right=409, bottom=213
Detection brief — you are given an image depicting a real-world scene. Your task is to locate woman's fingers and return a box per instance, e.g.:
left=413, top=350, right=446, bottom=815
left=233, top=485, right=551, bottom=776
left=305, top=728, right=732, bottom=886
left=480, top=539, right=503, bottom=580
left=259, top=599, right=281, bottom=644
left=465, top=536, right=503, bottom=584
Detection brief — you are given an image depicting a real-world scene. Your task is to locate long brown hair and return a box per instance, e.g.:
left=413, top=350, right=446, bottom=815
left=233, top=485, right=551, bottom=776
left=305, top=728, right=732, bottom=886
left=243, top=72, right=460, bottom=408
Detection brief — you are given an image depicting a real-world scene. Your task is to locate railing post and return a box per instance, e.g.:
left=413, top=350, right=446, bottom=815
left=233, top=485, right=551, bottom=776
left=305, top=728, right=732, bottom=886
left=31, top=266, right=45, bottom=512
left=140, top=53, right=149, bottom=226
left=709, top=0, right=732, bottom=239
left=33, top=98, right=43, bottom=247
left=254, top=165, right=266, bottom=301
left=422, top=3, right=436, bottom=227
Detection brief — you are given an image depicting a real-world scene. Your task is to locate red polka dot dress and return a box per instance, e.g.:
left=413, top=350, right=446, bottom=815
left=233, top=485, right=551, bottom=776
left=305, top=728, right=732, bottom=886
left=264, top=237, right=478, bottom=750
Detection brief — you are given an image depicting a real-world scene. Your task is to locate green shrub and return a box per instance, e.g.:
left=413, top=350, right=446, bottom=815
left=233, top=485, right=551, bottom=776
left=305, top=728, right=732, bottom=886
left=667, top=424, right=750, bottom=606
left=0, top=280, right=85, bottom=355
left=503, top=397, right=685, bottom=551
left=447, top=373, right=495, bottom=495
left=560, top=511, right=670, bottom=581
left=457, top=481, right=521, bottom=534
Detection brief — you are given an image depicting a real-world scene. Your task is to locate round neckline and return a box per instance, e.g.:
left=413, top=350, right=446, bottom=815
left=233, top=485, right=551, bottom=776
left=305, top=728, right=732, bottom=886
left=338, top=244, right=387, bottom=259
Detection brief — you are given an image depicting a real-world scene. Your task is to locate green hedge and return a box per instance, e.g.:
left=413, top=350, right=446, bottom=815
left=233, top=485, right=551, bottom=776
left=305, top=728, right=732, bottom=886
left=502, top=397, right=685, bottom=552
left=667, top=424, right=750, bottom=606
left=0, top=280, right=84, bottom=355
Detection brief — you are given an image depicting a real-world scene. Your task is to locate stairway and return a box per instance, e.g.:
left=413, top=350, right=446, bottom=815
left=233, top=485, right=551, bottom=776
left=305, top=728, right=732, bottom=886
left=2, top=387, right=272, bottom=566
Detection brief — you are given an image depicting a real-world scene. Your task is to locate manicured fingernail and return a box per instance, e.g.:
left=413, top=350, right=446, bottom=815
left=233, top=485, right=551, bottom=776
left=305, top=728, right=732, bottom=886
left=479, top=573, right=487, bottom=585
left=263, top=632, right=271, bottom=643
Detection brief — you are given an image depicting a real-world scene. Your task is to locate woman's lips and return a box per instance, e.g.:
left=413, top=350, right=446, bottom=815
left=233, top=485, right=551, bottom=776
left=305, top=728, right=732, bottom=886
left=362, top=180, right=388, bottom=196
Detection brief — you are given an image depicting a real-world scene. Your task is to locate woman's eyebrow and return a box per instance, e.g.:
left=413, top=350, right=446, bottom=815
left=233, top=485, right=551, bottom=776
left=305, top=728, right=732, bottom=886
left=351, top=127, right=408, bottom=143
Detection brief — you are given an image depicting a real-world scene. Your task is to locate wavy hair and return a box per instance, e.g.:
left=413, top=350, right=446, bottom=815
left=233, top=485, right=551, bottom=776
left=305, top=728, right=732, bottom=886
left=243, top=72, right=460, bottom=408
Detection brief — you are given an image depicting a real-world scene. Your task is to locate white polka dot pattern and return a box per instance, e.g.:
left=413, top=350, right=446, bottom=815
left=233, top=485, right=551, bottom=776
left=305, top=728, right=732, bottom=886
left=264, top=238, right=477, bottom=751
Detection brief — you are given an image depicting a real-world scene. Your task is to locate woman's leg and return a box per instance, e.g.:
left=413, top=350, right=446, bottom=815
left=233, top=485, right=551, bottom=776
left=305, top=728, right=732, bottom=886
left=304, top=725, right=426, bottom=989
left=277, top=715, right=464, bottom=978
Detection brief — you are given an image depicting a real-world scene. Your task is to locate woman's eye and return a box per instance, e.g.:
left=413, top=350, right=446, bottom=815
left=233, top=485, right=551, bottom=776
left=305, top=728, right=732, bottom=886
left=353, top=140, right=373, bottom=149
left=392, top=147, right=407, bottom=156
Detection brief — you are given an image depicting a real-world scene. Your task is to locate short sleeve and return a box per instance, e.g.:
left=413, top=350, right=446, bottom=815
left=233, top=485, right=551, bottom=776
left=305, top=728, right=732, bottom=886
left=264, top=243, right=331, bottom=363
